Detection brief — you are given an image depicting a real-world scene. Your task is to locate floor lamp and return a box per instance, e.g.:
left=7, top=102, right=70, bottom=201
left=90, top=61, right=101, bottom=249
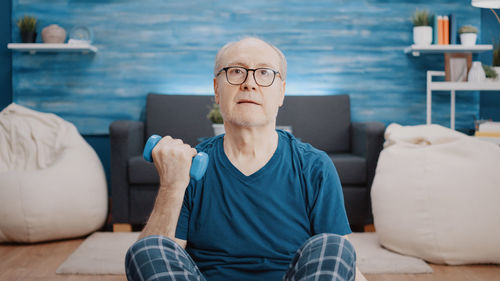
left=472, top=0, right=500, bottom=24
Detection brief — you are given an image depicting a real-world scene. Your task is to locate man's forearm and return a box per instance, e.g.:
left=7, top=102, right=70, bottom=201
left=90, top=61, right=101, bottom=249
left=138, top=185, right=186, bottom=240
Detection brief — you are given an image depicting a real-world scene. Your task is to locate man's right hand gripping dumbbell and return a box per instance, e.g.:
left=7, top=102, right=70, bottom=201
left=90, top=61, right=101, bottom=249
left=143, top=135, right=209, bottom=183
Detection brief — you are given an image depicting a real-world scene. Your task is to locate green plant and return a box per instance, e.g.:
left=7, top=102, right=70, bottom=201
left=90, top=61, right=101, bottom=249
left=17, top=15, right=37, bottom=32
left=412, top=9, right=432, bottom=26
left=207, top=103, right=223, bottom=124
left=483, top=64, right=498, bottom=79
left=458, top=25, right=478, bottom=34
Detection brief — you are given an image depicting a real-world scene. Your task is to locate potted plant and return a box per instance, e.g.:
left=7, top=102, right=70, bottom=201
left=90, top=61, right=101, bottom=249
left=412, top=9, right=433, bottom=45
left=459, top=25, right=478, bottom=46
left=17, top=15, right=37, bottom=43
left=207, top=103, right=225, bottom=135
left=482, top=64, right=498, bottom=81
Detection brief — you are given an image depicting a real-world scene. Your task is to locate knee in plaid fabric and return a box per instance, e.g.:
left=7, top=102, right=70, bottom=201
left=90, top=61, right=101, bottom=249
left=125, top=235, right=205, bottom=281
left=283, top=233, right=356, bottom=281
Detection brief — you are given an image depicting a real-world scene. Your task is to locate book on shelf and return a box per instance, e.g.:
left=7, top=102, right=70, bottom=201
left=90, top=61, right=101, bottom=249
left=478, top=121, right=500, bottom=133
left=433, top=14, right=454, bottom=45
left=433, top=15, right=439, bottom=44
left=474, top=121, right=500, bottom=145
left=438, top=16, right=444, bottom=45
left=449, top=13, right=457, bottom=45
left=475, top=135, right=500, bottom=145
left=475, top=131, right=500, bottom=137
left=443, top=16, right=449, bottom=45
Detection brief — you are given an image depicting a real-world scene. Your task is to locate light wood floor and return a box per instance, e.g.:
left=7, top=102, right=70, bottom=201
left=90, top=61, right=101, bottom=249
left=1, top=237, right=499, bottom=281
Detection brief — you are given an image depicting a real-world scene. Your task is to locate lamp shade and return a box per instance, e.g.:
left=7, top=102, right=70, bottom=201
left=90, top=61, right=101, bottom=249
left=472, top=0, right=500, bottom=8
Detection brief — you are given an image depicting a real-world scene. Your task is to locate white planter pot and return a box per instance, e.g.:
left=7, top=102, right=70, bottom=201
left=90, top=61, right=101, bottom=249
left=413, top=26, right=432, bottom=46
left=212, top=124, right=225, bottom=136
left=460, top=33, right=477, bottom=46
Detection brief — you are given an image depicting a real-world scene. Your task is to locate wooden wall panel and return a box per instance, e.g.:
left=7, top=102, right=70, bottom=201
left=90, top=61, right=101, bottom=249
left=11, top=0, right=480, bottom=134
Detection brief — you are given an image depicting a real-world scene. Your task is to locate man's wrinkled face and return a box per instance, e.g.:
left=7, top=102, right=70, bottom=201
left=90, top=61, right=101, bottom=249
left=214, top=39, right=286, bottom=128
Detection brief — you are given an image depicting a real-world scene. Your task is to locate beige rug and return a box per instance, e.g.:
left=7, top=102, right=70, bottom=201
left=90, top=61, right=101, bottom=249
left=56, top=232, right=432, bottom=275
left=56, top=232, right=140, bottom=275
left=349, top=233, right=432, bottom=274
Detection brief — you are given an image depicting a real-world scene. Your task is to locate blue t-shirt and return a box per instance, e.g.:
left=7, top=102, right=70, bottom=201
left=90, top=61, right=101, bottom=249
left=175, top=130, right=351, bottom=281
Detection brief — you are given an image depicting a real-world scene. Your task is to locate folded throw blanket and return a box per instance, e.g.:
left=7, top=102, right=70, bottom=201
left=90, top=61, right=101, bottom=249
left=383, top=123, right=467, bottom=147
left=0, top=103, right=77, bottom=172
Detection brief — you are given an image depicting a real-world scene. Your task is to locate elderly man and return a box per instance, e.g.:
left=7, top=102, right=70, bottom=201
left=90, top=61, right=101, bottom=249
left=125, top=37, right=366, bottom=281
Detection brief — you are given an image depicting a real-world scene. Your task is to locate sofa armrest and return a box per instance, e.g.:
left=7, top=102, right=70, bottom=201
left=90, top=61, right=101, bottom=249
left=351, top=121, right=385, bottom=188
left=109, top=120, right=144, bottom=223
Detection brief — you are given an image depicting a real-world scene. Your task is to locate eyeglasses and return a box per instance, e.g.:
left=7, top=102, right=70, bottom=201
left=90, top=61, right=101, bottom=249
left=216, top=67, right=280, bottom=87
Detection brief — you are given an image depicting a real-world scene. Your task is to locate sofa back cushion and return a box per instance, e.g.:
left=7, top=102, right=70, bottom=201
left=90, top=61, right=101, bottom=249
left=277, top=95, right=351, bottom=153
left=146, top=93, right=351, bottom=152
left=146, top=94, right=214, bottom=146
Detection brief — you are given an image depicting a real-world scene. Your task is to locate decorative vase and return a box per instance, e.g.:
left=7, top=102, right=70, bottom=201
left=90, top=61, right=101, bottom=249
left=20, top=31, right=36, bottom=43
left=42, top=24, right=66, bottom=43
left=413, top=26, right=432, bottom=46
left=212, top=124, right=225, bottom=136
left=468, top=61, right=486, bottom=83
left=460, top=33, right=477, bottom=46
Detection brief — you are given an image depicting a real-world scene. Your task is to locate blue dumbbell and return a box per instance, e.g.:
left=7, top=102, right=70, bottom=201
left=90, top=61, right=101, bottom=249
left=143, top=134, right=209, bottom=181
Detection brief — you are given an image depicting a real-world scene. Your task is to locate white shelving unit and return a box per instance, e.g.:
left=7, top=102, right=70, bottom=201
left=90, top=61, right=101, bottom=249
left=7, top=43, right=98, bottom=54
left=405, top=44, right=497, bottom=130
left=404, top=44, right=493, bottom=56
left=427, top=71, right=500, bottom=130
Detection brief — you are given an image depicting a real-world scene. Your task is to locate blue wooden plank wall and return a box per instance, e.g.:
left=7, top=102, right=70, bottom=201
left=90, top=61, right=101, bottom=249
left=1, top=0, right=11, bottom=109
left=480, top=8, right=500, bottom=121
left=11, top=0, right=481, bottom=134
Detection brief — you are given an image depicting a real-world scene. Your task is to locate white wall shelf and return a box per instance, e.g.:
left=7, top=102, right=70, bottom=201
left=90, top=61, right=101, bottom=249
left=7, top=43, right=98, bottom=54
left=404, top=44, right=493, bottom=56
left=430, top=80, right=500, bottom=91
left=427, top=71, right=500, bottom=130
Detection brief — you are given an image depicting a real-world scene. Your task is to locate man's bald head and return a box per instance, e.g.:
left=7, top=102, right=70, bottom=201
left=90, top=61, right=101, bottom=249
left=214, top=37, right=287, bottom=81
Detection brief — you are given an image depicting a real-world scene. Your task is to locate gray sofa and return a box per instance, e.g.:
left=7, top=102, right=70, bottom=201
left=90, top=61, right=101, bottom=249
left=110, top=93, right=385, bottom=230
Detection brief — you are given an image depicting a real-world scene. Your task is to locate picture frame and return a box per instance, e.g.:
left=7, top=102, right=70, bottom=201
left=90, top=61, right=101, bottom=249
left=445, top=53, right=472, bottom=82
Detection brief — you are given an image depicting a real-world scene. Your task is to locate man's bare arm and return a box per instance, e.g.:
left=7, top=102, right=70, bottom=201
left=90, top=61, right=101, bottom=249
left=138, top=136, right=196, bottom=249
left=138, top=185, right=187, bottom=248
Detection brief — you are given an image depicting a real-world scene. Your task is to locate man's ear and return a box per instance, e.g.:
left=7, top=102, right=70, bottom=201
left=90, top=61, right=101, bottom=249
left=278, top=81, right=286, bottom=107
left=213, top=78, right=220, bottom=104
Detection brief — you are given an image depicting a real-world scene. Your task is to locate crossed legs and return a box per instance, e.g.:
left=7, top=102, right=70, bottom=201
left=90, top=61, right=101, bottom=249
left=125, top=234, right=356, bottom=281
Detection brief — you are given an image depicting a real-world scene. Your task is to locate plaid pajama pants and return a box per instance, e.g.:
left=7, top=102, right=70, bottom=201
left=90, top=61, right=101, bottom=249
left=125, top=233, right=356, bottom=281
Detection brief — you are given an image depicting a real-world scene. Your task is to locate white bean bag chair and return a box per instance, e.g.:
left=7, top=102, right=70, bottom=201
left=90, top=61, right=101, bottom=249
left=371, top=123, right=500, bottom=265
left=0, top=104, right=108, bottom=243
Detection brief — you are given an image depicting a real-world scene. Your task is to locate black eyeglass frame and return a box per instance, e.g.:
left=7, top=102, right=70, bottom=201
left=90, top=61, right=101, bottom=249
left=216, top=66, right=281, bottom=87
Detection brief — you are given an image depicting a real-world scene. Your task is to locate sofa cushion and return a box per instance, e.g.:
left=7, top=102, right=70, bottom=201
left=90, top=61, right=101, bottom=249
left=146, top=94, right=351, bottom=151
left=329, top=153, right=366, bottom=185
left=128, top=156, right=159, bottom=184
left=146, top=94, right=214, bottom=147
left=277, top=95, right=351, bottom=153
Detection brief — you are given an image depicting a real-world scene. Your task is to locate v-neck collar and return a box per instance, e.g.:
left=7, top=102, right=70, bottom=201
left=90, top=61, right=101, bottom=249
left=218, top=131, right=282, bottom=182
